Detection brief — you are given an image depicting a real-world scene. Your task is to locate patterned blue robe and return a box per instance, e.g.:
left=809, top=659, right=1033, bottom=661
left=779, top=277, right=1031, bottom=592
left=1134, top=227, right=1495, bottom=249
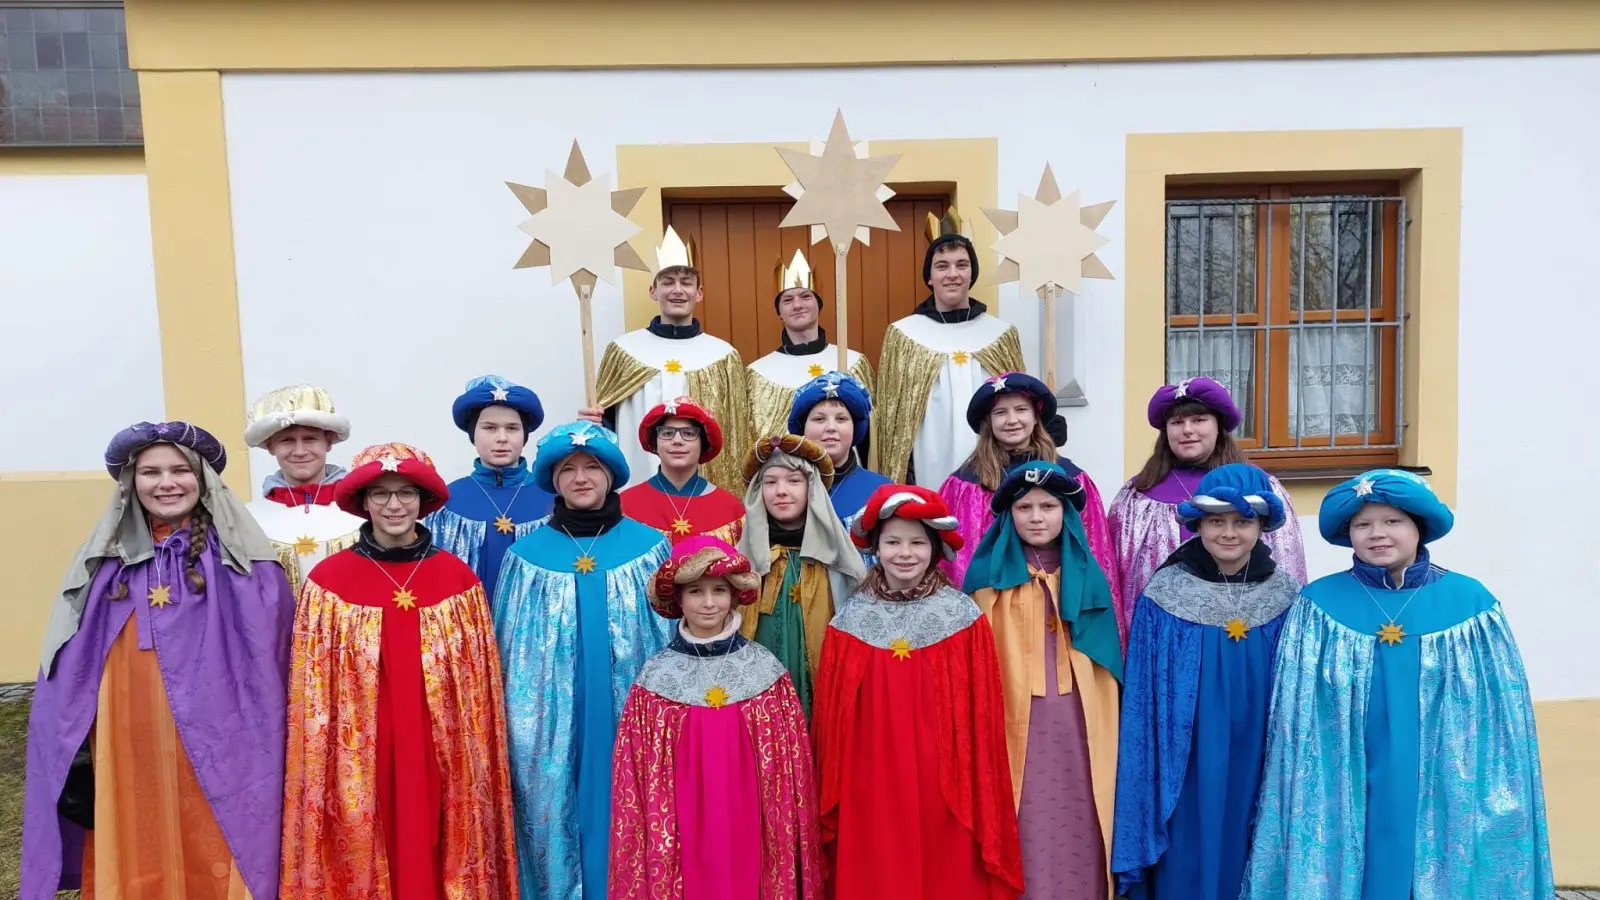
left=1111, top=544, right=1299, bottom=900
left=1242, top=553, right=1553, bottom=899
left=427, top=458, right=553, bottom=597
left=495, top=518, right=671, bottom=900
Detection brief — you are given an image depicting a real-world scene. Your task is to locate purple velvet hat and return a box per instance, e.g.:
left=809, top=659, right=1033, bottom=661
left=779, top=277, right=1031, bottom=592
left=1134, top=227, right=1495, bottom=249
left=1146, top=377, right=1242, bottom=432
left=104, top=421, right=228, bottom=478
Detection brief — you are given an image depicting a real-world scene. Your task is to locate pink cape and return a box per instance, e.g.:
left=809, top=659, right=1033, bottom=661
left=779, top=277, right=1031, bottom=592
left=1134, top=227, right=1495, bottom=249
left=938, top=470, right=1123, bottom=638
left=1104, top=477, right=1307, bottom=647
left=609, top=675, right=824, bottom=900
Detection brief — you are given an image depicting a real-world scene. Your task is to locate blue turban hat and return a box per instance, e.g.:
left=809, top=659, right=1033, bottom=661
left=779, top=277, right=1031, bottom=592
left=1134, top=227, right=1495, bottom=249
left=1319, top=468, right=1453, bottom=546
left=963, top=461, right=1121, bottom=681
left=531, top=421, right=629, bottom=494
left=787, top=372, right=872, bottom=446
left=451, top=374, right=544, bottom=435
left=1175, top=463, right=1287, bottom=533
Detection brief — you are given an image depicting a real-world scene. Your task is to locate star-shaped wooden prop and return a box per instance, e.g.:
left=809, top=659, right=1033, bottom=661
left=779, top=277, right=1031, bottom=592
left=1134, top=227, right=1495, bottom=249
left=982, top=164, right=1115, bottom=394
left=508, top=141, right=650, bottom=406
left=777, top=111, right=900, bottom=372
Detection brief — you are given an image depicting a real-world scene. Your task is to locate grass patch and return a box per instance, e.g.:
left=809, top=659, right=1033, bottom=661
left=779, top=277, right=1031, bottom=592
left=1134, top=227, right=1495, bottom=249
left=1, top=697, right=78, bottom=899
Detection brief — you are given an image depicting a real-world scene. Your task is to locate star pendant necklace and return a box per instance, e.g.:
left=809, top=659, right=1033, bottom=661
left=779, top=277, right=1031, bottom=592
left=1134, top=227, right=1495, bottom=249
left=1220, top=563, right=1252, bottom=642
left=147, top=537, right=175, bottom=609
left=652, top=472, right=700, bottom=537
left=368, top=554, right=426, bottom=610
left=1353, top=573, right=1430, bottom=647
left=474, top=478, right=527, bottom=535
left=561, top=527, right=604, bottom=575
left=686, top=622, right=738, bottom=708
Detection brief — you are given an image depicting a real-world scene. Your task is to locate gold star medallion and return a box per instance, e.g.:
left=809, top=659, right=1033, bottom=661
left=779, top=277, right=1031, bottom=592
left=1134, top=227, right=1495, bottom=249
left=807, top=363, right=825, bottom=377
left=574, top=555, right=598, bottom=574
left=494, top=514, right=516, bottom=535
left=788, top=583, right=801, bottom=603
left=1224, top=618, right=1250, bottom=642
left=671, top=517, right=693, bottom=536
left=704, top=685, right=730, bottom=708
left=148, top=584, right=172, bottom=608
left=293, top=535, right=319, bottom=555
left=392, top=588, right=417, bottom=611
left=664, top=359, right=684, bottom=374
left=951, top=350, right=971, bottom=366
left=1377, top=622, right=1406, bottom=646
left=889, top=637, right=913, bottom=661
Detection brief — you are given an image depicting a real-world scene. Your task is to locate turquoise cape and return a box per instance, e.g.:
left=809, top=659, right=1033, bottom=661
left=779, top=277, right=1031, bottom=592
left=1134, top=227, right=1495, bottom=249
left=494, top=518, right=671, bottom=900
left=1242, top=556, right=1553, bottom=899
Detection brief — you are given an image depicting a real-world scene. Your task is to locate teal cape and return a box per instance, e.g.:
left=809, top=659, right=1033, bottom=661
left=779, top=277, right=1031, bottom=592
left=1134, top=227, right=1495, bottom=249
left=494, top=518, right=671, bottom=900
left=1242, top=554, right=1553, bottom=899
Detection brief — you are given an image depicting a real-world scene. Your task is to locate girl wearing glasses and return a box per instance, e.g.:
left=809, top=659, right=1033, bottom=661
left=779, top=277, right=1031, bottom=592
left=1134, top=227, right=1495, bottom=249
left=280, top=442, right=518, bottom=899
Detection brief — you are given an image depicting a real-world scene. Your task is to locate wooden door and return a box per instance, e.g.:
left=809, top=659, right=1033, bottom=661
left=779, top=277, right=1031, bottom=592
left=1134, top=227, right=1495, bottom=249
left=664, top=195, right=950, bottom=368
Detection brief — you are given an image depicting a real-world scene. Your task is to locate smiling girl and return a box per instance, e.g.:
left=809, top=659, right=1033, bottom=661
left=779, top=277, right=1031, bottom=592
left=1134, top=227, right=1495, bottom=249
left=609, top=537, right=823, bottom=899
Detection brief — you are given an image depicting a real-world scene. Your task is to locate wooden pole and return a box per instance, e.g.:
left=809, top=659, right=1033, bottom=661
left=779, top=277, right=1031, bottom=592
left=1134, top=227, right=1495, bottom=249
left=1041, top=283, right=1058, bottom=391
left=575, top=273, right=599, bottom=409
left=835, top=243, right=850, bottom=373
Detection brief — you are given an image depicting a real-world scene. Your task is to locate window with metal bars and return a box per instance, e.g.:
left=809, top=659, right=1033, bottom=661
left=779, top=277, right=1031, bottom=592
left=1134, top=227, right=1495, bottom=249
left=1164, top=183, right=1404, bottom=474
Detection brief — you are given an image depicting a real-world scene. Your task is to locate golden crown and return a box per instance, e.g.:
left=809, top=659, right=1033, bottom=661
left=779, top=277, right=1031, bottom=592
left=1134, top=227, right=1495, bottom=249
left=925, top=208, right=967, bottom=241
left=776, top=249, right=814, bottom=292
left=655, top=225, right=697, bottom=271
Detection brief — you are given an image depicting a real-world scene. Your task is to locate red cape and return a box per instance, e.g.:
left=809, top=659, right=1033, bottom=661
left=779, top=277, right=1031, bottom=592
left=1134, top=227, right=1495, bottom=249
left=620, top=479, right=745, bottom=545
left=813, top=613, right=1022, bottom=899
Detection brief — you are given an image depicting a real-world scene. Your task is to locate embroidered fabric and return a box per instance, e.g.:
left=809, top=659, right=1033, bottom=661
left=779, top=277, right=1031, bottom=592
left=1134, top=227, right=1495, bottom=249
left=830, top=584, right=981, bottom=650
left=1142, top=566, right=1299, bottom=629
left=634, top=641, right=788, bottom=707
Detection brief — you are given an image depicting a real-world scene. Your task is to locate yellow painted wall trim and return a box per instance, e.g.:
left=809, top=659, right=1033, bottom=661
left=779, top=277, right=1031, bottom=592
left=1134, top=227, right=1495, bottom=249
left=0, top=147, right=144, bottom=176
left=615, top=138, right=997, bottom=330
left=139, top=71, right=250, bottom=497
left=0, top=472, right=109, bottom=682
left=125, top=0, right=1600, bottom=72
left=1123, top=128, right=1463, bottom=513
left=1534, top=698, right=1600, bottom=886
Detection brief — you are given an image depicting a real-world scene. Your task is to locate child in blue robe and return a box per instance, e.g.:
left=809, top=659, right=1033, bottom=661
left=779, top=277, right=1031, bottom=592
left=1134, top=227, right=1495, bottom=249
left=787, top=372, right=890, bottom=532
left=427, top=375, right=554, bottom=596
left=1242, top=469, right=1552, bottom=899
left=1111, top=463, right=1300, bottom=900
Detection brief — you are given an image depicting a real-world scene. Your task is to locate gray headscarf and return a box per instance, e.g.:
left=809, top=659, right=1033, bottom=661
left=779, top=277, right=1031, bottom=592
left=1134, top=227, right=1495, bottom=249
left=738, top=449, right=866, bottom=586
left=41, top=444, right=279, bottom=672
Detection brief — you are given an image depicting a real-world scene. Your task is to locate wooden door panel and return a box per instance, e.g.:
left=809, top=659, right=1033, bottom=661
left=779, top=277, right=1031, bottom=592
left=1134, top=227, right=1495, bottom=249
left=664, top=195, right=949, bottom=368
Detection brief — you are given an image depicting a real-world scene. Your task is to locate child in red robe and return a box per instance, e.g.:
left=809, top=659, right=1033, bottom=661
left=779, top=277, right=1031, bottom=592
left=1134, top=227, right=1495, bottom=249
left=619, top=396, right=745, bottom=545
left=609, top=536, right=823, bottom=899
left=813, top=484, right=1023, bottom=900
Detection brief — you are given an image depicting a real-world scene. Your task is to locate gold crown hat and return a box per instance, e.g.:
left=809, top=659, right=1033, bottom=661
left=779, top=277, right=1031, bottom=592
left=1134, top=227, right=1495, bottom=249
left=654, top=225, right=697, bottom=273
left=775, top=249, right=814, bottom=292
left=926, top=208, right=969, bottom=241
left=244, top=384, right=353, bottom=449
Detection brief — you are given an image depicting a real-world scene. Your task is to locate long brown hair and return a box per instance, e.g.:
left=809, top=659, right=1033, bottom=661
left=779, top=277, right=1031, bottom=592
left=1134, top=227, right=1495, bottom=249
left=962, top=418, right=1058, bottom=492
left=1130, top=400, right=1247, bottom=491
left=106, top=501, right=211, bottom=600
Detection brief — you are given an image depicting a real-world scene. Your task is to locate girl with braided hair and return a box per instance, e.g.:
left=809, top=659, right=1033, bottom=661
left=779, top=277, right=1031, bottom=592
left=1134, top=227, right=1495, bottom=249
left=22, top=422, right=295, bottom=900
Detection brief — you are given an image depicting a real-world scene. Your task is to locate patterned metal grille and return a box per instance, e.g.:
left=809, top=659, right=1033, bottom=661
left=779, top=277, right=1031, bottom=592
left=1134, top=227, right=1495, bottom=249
left=1164, top=195, right=1406, bottom=454
left=0, top=5, right=142, bottom=146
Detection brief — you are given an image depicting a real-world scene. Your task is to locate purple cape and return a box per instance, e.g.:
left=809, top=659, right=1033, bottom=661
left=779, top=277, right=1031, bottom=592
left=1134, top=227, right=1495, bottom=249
left=22, top=526, right=294, bottom=900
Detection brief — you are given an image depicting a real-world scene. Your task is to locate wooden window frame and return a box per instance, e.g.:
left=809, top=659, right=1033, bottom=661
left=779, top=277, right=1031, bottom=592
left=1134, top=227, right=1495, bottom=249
left=1166, top=180, right=1402, bottom=472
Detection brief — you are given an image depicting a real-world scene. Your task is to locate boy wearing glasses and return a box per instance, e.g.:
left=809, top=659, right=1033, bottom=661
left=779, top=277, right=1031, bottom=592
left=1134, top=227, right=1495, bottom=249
left=619, top=396, right=745, bottom=546
left=243, top=383, right=363, bottom=591
left=281, top=442, right=518, bottom=897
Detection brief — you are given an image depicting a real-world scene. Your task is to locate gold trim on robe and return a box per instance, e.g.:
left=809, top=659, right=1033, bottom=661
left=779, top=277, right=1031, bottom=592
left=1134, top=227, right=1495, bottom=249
left=746, top=354, right=876, bottom=442
left=279, top=581, right=518, bottom=897
left=683, top=350, right=754, bottom=495
left=596, top=343, right=659, bottom=412
left=872, top=325, right=1024, bottom=482
left=738, top=548, right=835, bottom=686
left=973, top=575, right=1119, bottom=869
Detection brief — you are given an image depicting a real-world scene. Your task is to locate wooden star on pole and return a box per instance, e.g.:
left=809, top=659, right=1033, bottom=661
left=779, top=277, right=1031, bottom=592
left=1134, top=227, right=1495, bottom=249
left=782, top=137, right=896, bottom=247
left=777, top=112, right=900, bottom=255
left=507, top=141, right=650, bottom=293
left=982, top=164, right=1114, bottom=297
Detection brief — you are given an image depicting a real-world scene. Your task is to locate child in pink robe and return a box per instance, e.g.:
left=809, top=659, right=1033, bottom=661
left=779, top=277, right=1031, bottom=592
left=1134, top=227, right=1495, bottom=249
left=609, top=536, right=824, bottom=900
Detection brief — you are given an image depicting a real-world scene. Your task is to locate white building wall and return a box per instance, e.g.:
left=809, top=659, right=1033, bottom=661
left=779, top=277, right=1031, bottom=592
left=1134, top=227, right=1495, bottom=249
left=220, top=53, right=1600, bottom=698
left=0, top=173, right=163, bottom=471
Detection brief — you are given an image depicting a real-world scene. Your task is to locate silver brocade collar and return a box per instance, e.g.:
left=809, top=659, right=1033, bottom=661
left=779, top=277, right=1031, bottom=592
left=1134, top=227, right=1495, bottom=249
left=633, top=640, right=787, bottom=707
left=829, top=584, right=981, bottom=650
left=1142, top=565, right=1300, bottom=629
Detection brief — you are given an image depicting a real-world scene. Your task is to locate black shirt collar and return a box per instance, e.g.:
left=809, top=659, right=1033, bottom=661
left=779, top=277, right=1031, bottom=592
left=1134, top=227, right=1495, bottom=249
left=777, top=326, right=828, bottom=356
left=354, top=523, right=437, bottom=562
left=913, top=295, right=988, bottom=324
left=647, top=316, right=702, bottom=339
